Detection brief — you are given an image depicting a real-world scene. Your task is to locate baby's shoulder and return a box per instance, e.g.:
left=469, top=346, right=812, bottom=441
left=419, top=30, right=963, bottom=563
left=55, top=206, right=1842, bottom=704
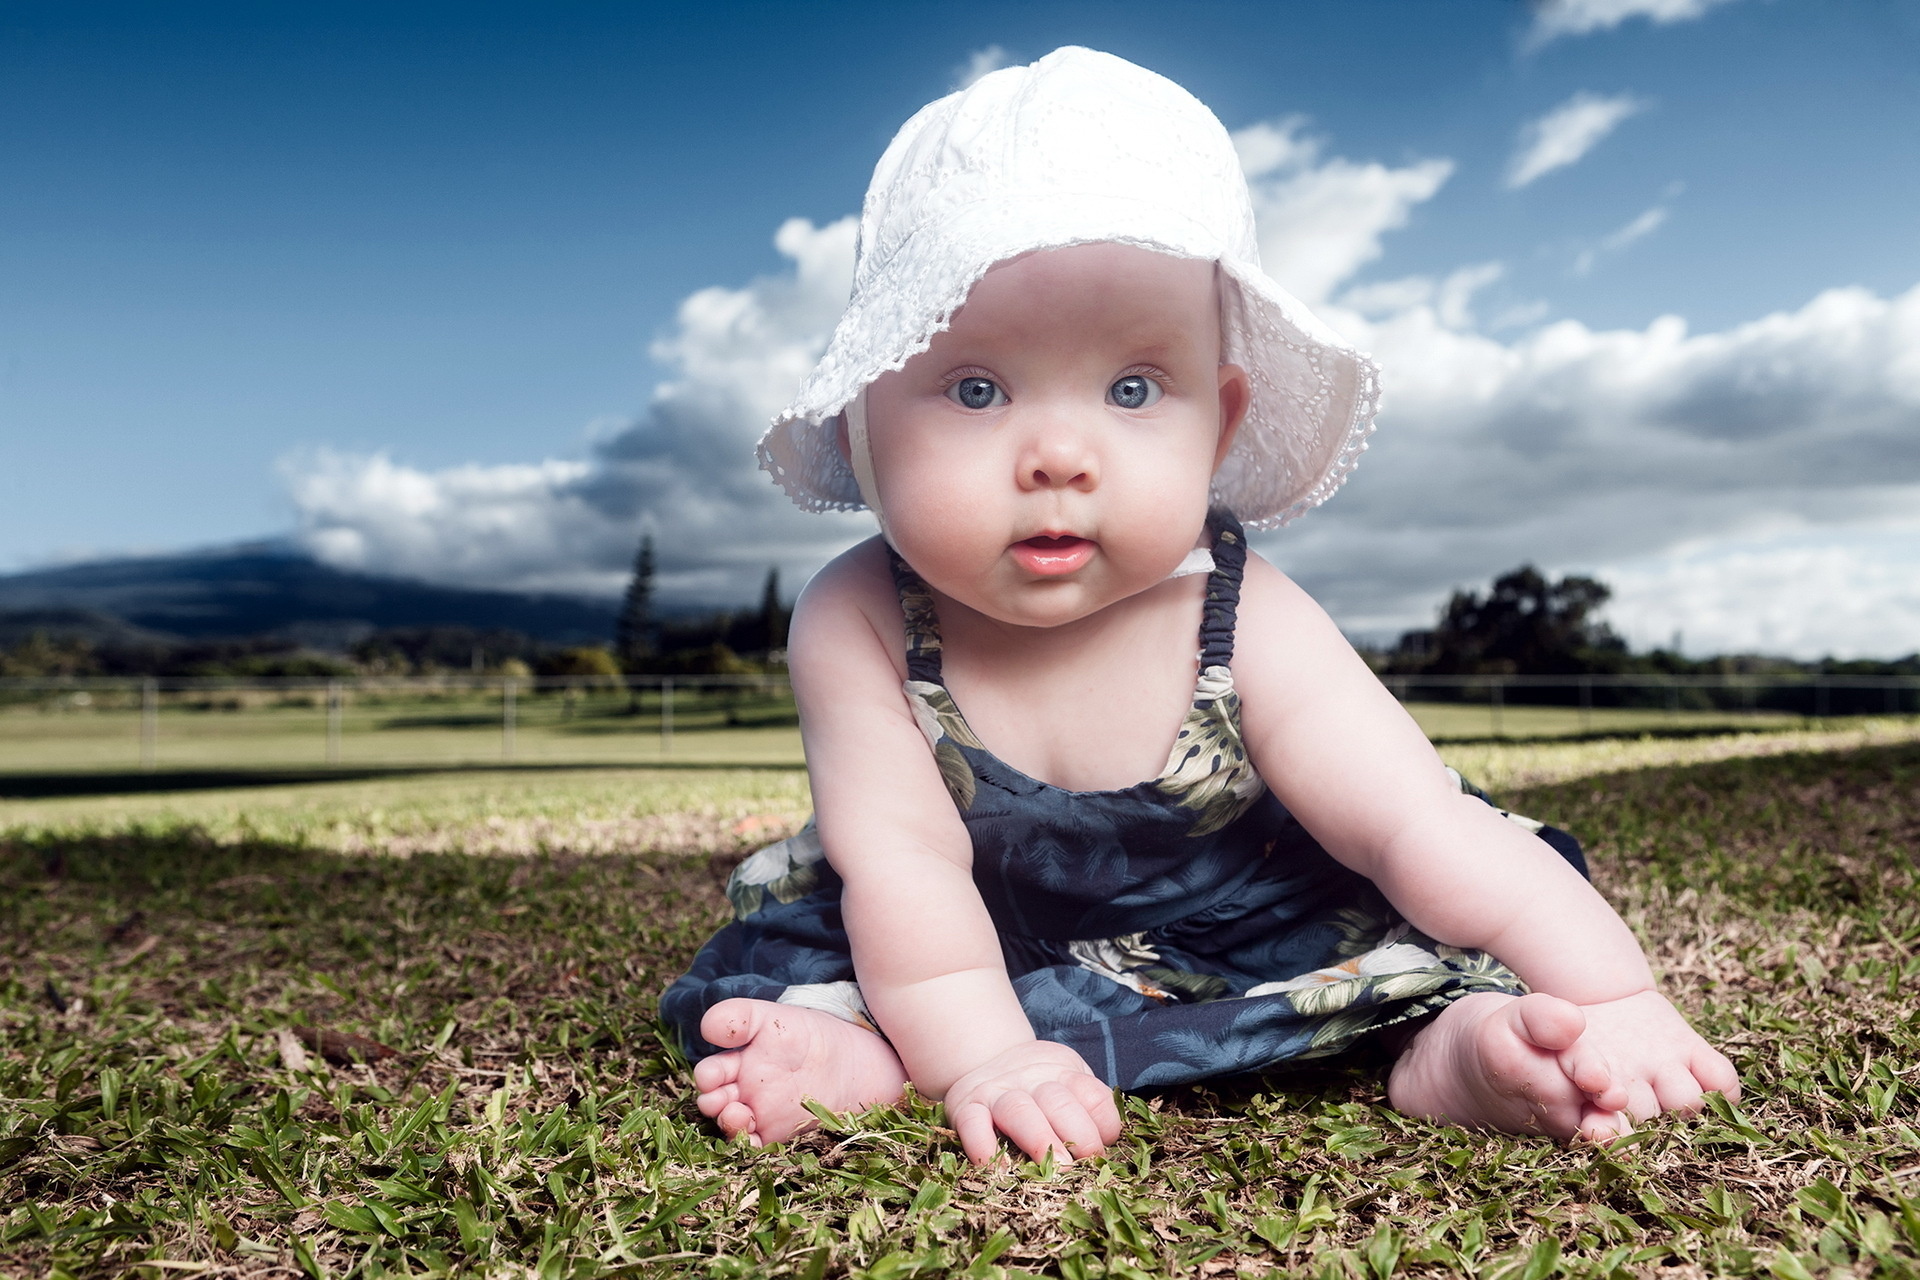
left=796, top=536, right=897, bottom=617
left=1235, top=549, right=1328, bottom=626
left=790, top=537, right=908, bottom=681
left=1230, top=550, right=1368, bottom=686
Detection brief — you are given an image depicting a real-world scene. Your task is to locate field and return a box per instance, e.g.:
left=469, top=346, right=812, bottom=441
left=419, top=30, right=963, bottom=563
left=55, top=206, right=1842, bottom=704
left=0, top=686, right=807, bottom=776
left=3, top=719, right=1920, bottom=1277
left=0, top=686, right=1818, bottom=780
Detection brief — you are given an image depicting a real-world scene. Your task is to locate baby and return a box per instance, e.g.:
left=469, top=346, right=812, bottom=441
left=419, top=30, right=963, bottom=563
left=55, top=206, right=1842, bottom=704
left=661, top=47, right=1737, bottom=1166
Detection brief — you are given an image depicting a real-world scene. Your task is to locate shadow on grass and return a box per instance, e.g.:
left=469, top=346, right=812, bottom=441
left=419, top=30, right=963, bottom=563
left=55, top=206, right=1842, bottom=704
left=0, top=759, right=807, bottom=799
left=0, top=818, right=732, bottom=1043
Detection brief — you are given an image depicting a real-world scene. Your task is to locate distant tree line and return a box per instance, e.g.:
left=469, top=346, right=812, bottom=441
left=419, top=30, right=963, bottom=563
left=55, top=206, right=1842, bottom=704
left=0, top=540, right=793, bottom=680
left=0, top=625, right=359, bottom=680
left=1370, top=564, right=1918, bottom=679
left=4, top=555, right=1912, bottom=682
left=610, top=534, right=790, bottom=677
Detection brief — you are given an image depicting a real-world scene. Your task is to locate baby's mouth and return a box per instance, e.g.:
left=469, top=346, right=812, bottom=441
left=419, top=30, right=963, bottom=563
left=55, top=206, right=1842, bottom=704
left=1010, top=534, right=1096, bottom=576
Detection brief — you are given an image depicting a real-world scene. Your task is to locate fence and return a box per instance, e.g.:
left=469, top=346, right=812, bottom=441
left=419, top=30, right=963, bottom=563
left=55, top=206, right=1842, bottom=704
left=1, top=672, right=1915, bottom=774
left=0, top=674, right=801, bottom=775
left=1378, top=672, right=1920, bottom=737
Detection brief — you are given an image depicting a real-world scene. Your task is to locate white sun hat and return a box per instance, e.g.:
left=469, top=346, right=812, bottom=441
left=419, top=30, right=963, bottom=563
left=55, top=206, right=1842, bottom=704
left=757, top=45, right=1381, bottom=531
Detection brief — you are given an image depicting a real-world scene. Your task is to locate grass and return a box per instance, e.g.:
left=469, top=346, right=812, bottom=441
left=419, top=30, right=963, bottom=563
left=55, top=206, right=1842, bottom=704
left=0, top=690, right=1820, bottom=779
left=0, top=688, right=806, bottom=776
left=3, top=730, right=1919, bottom=1276
left=0, top=768, right=815, bottom=861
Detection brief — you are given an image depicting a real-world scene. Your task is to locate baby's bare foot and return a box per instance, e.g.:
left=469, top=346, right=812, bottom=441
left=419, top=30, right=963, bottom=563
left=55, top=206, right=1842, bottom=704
left=693, top=998, right=909, bottom=1145
left=1387, top=991, right=1630, bottom=1141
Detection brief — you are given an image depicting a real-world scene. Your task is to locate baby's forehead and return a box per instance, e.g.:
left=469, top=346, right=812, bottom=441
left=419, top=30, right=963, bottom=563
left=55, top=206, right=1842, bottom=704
left=943, top=243, right=1222, bottom=344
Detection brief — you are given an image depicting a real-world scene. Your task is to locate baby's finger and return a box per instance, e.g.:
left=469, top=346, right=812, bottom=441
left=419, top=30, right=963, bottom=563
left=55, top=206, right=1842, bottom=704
left=950, top=1099, right=1002, bottom=1167
left=1065, top=1074, right=1124, bottom=1146
left=1031, top=1082, right=1108, bottom=1161
left=991, top=1090, right=1072, bottom=1165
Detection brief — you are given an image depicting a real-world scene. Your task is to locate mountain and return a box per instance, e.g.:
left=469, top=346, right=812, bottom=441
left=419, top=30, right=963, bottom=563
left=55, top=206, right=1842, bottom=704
left=0, top=545, right=620, bottom=647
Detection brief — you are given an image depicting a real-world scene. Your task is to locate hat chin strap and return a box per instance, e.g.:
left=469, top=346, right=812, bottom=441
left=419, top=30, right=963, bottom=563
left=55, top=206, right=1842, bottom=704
left=843, top=389, right=891, bottom=540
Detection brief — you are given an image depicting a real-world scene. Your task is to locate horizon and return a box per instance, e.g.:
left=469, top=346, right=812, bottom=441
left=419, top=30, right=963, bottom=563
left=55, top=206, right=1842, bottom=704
left=3, top=0, right=1917, bottom=658
left=5, top=538, right=1916, bottom=664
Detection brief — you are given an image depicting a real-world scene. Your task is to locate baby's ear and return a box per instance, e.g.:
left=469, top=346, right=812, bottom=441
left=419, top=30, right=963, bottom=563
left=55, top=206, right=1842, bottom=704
left=1214, top=363, right=1250, bottom=469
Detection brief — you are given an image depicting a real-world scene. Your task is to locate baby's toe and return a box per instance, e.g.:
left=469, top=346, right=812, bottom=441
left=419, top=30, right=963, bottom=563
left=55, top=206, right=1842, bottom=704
left=1557, top=1038, right=1624, bottom=1110
left=693, top=1050, right=741, bottom=1092
left=716, top=1099, right=758, bottom=1140
left=1624, top=1081, right=1662, bottom=1123
left=699, top=998, right=765, bottom=1049
left=1511, top=992, right=1586, bottom=1053
left=1653, top=1068, right=1706, bottom=1117
left=1692, top=1045, right=1742, bottom=1101
left=696, top=1081, right=740, bottom=1119
left=1577, top=1106, right=1632, bottom=1143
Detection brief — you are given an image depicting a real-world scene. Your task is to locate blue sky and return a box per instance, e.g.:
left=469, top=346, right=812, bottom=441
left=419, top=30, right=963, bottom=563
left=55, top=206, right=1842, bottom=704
left=3, top=0, right=1918, bottom=655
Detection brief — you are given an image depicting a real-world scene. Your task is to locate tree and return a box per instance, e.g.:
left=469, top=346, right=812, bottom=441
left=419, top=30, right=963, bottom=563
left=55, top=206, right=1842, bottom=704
left=0, top=631, right=98, bottom=678
left=1388, top=564, right=1625, bottom=675
left=757, top=566, right=789, bottom=656
left=615, top=533, right=655, bottom=673
left=538, top=646, right=622, bottom=680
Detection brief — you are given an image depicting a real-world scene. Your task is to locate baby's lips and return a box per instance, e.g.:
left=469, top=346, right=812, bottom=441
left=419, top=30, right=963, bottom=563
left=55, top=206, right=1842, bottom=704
left=1010, top=534, right=1096, bottom=576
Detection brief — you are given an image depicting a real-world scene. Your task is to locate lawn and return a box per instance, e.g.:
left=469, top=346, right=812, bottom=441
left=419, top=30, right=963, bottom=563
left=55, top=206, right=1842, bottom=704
left=3, top=725, right=1919, bottom=1277
left=0, top=686, right=806, bottom=776
left=0, top=686, right=1818, bottom=779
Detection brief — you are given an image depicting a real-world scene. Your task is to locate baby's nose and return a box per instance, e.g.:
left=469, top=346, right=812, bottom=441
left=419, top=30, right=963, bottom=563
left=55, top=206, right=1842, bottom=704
left=1018, top=419, right=1099, bottom=492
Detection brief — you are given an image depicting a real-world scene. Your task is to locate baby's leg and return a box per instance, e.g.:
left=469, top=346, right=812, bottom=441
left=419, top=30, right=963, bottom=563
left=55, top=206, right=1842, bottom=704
left=694, top=998, right=910, bottom=1145
left=1387, top=991, right=1632, bottom=1141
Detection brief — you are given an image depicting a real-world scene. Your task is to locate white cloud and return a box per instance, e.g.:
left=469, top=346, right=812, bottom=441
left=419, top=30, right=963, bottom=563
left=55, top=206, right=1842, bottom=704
left=287, top=452, right=605, bottom=595
left=1435, top=263, right=1506, bottom=330
left=1507, top=92, right=1647, bottom=188
left=1489, top=300, right=1552, bottom=332
left=1338, top=263, right=1507, bottom=331
left=1232, top=118, right=1453, bottom=304
left=1526, top=0, right=1745, bottom=48
left=1277, top=280, right=1920, bottom=657
left=954, top=45, right=1010, bottom=90
left=288, top=216, right=872, bottom=605
left=1601, top=526, right=1920, bottom=659
left=1573, top=201, right=1669, bottom=274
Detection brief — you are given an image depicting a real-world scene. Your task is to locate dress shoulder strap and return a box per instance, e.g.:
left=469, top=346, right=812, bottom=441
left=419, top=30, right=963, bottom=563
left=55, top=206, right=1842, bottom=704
left=886, top=545, right=944, bottom=683
left=1197, top=510, right=1247, bottom=670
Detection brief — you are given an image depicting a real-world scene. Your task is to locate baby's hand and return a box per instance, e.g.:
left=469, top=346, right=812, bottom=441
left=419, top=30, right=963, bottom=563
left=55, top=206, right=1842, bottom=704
left=1570, top=989, right=1740, bottom=1131
left=942, top=1040, right=1123, bottom=1166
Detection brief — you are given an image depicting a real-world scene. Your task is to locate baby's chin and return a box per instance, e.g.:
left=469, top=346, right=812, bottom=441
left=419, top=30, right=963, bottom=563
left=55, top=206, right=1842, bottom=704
left=939, top=559, right=1193, bottom=632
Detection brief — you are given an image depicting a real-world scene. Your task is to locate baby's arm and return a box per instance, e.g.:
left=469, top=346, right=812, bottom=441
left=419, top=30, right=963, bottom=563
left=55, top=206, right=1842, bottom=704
left=790, top=543, right=1121, bottom=1163
left=1231, top=555, right=1737, bottom=1119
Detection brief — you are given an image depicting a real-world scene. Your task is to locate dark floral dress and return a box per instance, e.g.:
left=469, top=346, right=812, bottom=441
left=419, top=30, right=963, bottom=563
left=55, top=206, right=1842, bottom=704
left=660, top=513, right=1588, bottom=1090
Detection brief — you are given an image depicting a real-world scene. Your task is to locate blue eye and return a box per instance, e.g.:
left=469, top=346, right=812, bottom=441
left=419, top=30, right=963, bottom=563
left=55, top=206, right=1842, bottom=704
left=1108, top=375, right=1162, bottom=409
left=947, top=376, right=1006, bottom=410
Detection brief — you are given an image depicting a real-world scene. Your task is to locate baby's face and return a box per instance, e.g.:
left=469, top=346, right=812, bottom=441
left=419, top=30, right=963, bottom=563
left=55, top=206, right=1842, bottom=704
left=861, top=242, right=1247, bottom=630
